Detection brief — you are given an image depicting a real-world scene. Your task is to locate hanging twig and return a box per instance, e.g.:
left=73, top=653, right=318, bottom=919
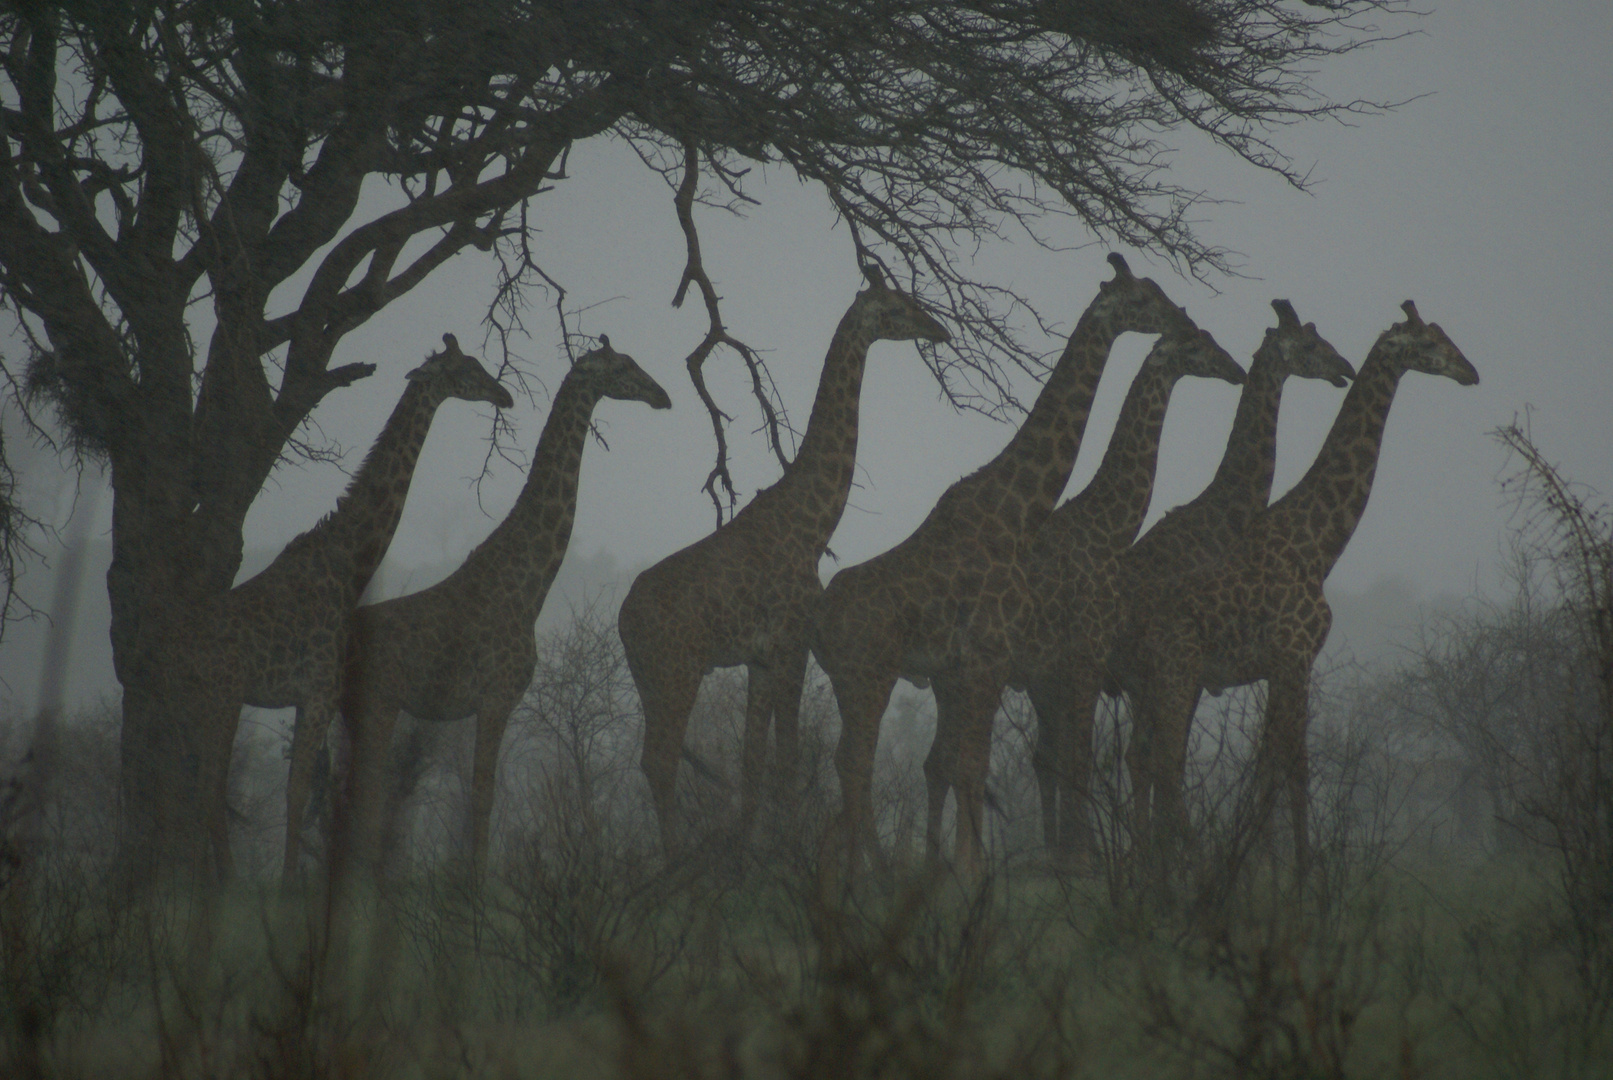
left=671, top=141, right=790, bottom=527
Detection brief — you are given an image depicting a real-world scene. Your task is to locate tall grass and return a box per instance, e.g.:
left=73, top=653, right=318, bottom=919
left=3, top=548, right=1610, bottom=1076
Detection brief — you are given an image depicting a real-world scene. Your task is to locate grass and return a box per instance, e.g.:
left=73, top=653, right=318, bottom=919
left=4, top=598, right=1609, bottom=1078
left=3, top=802, right=1608, bottom=1078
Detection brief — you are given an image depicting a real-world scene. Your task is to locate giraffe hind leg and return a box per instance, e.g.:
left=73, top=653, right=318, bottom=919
left=1263, top=667, right=1313, bottom=877
left=282, top=697, right=335, bottom=886
left=931, top=672, right=1005, bottom=881
left=468, top=696, right=518, bottom=880
left=1027, top=682, right=1063, bottom=853
left=635, top=663, right=704, bottom=856
left=825, top=664, right=900, bottom=877
left=769, top=644, right=809, bottom=803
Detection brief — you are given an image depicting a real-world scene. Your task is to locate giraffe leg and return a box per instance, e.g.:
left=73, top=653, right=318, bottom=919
left=636, top=663, right=703, bottom=855
left=468, top=696, right=517, bottom=880
left=932, top=672, right=1003, bottom=881
left=1264, top=666, right=1312, bottom=875
left=1131, top=649, right=1201, bottom=857
left=740, top=662, right=775, bottom=838
left=1026, top=681, right=1065, bottom=853
left=922, top=690, right=959, bottom=866
left=204, top=702, right=240, bottom=884
left=1147, top=685, right=1202, bottom=855
left=1056, top=674, right=1102, bottom=865
left=1123, top=690, right=1153, bottom=842
left=769, top=644, right=809, bottom=803
left=282, top=697, right=335, bottom=886
left=827, top=665, right=900, bottom=874
left=333, top=700, right=400, bottom=885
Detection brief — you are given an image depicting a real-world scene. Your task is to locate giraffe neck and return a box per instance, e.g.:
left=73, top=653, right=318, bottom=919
left=1042, top=361, right=1182, bottom=554
left=1198, top=350, right=1286, bottom=527
left=771, top=311, right=875, bottom=544
left=461, top=375, right=598, bottom=620
left=321, top=379, right=444, bottom=592
left=968, top=312, right=1123, bottom=535
left=1264, top=347, right=1404, bottom=576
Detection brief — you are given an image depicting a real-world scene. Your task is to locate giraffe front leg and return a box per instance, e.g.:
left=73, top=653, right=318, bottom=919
left=922, top=691, right=960, bottom=867
left=332, top=700, right=400, bottom=887
left=468, top=697, right=517, bottom=881
left=1130, top=649, right=1201, bottom=859
left=204, top=702, right=241, bottom=884
left=1263, top=666, right=1313, bottom=876
left=636, top=664, right=703, bottom=857
left=282, top=698, right=334, bottom=885
left=1056, top=674, right=1103, bottom=866
left=1027, top=681, right=1065, bottom=854
left=933, top=672, right=1004, bottom=881
left=769, top=644, right=809, bottom=803
left=740, top=662, right=775, bottom=839
left=827, top=665, right=899, bottom=875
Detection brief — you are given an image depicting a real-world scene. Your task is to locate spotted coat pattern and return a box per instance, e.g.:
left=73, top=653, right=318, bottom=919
left=337, top=342, right=671, bottom=881
left=618, top=272, right=948, bottom=851
left=133, top=337, right=513, bottom=883
left=1111, top=302, right=1477, bottom=866
left=810, top=254, right=1204, bottom=876
left=1007, top=326, right=1246, bottom=861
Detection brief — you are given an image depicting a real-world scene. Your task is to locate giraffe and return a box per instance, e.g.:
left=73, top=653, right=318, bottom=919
left=1113, top=301, right=1477, bottom=866
left=1008, top=325, right=1246, bottom=864
left=150, top=335, right=513, bottom=882
left=337, top=338, right=671, bottom=881
left=810, top=253, right=1204, bottom=877
left=619, top=268, right=949, bottom=852
left=1090, top=300, right=1352, bottom=860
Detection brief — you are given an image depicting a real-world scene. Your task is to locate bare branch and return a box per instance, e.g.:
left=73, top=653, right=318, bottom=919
left=668, top=142, right=789, bottom=526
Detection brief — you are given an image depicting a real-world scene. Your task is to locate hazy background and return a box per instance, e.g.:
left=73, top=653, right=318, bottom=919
left=4, top=2, right=1611, bottom=717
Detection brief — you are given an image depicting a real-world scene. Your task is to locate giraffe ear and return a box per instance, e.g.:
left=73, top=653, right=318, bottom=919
left=1400, top=300, right=1423, bottom=326
left=1271, top=299, right=1300, bottom=330
left=1107, top=252, right=1133, bottom=280
left=861, top=263, right=887, bottom=291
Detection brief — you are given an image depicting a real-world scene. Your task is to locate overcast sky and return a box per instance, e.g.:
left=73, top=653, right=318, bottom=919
left=5, top=3, right=1612, bottom=717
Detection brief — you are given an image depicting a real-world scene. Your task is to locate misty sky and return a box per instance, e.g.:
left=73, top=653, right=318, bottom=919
left=4, top=3, right=1612, bottom=716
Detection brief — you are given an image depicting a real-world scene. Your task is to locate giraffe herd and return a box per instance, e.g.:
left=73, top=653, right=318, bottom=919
left=174, top=257, right=1475, bottom=885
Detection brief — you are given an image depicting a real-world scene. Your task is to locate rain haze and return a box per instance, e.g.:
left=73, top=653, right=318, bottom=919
left=3, top=2, right=1611, bottom=715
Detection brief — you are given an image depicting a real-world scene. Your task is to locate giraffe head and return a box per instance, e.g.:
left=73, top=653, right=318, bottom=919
left=1372, top=301, right=1479, bottom=386
left=572, top=336, right=674, bottom=409
left=1091, top=253, right=1198, bottom=338
left=1142, top=324, right=1246, bottom=386
left=1261, top=300, right=1354, bottom=387
left=408, top=334, right=516, bottom=408
left=852, top=265, right=951, bottom=345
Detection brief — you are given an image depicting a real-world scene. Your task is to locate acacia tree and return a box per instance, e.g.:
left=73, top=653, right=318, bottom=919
left=0, top=0, right=1409, bottom=876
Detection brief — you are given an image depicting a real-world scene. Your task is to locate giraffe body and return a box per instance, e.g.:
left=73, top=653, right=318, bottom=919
left=1112, top=302, right=1476, bottom=865
left=337, top=340, right=671, bottom=881
left=811, top=254, right=1203, bottom=876
left=620, top=271, right=948, bottom=851
left=137, top=337, right=512, bottom=882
